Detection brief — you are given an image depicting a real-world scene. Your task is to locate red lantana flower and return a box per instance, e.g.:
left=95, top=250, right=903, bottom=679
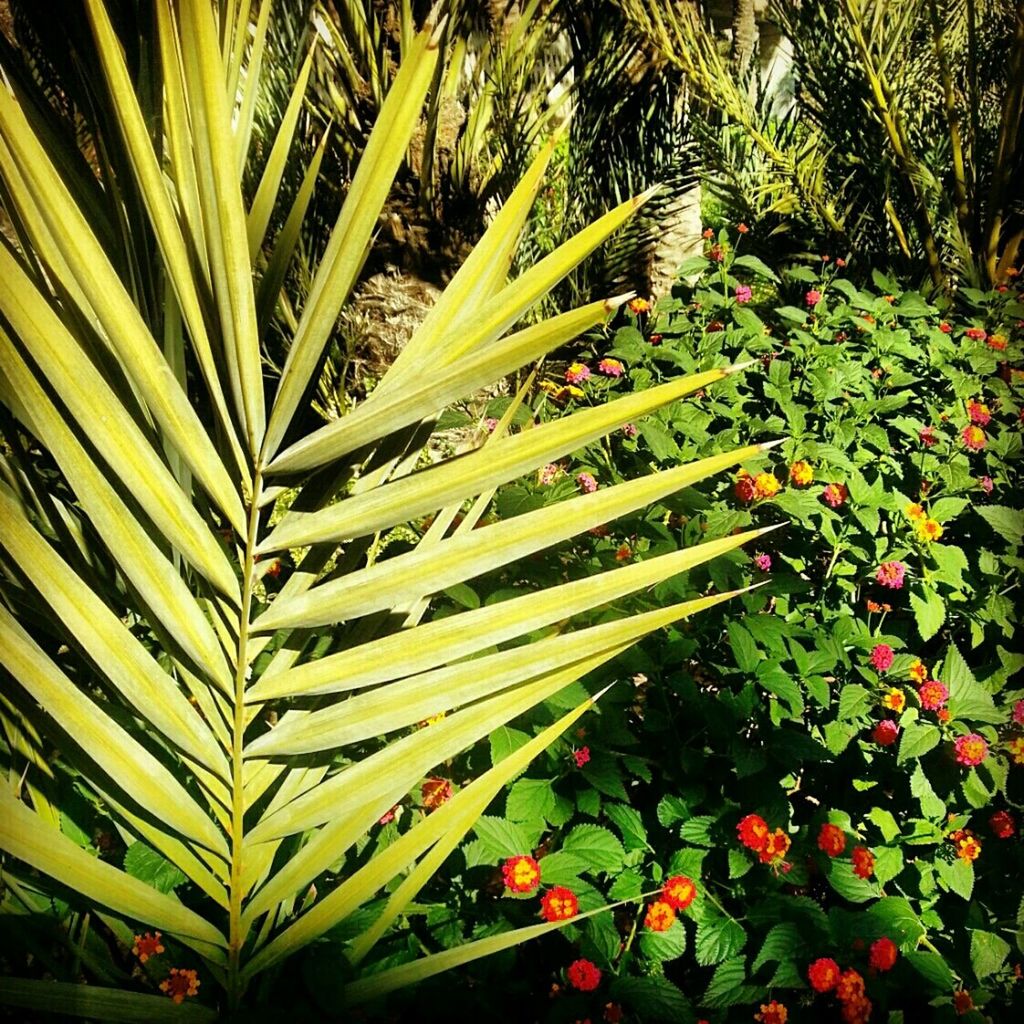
left=967, top=400, right=991, bottom=426
left=870, top=936, right=898, bottom=971
left=836, top=968, right=866, bottom=1003
left=989, top=810, right=1016, bottom=838
left=953, top=989, right=974, bottom=1014
left=540, top=886, right=579, bottom=922
left=808, top=957, right=842, bottom=992
left=566, top=958, right=602, bottom=991
left=573, top=746, right=591, bottom=768
left=502, top=855, right=541, bottom=893
left=754, top=1000, right=788, bottom=1024
left=872, top=720, right=899, bottom=746
left=132, top=932, right=165, bottom=963
left=818, top=823, right=847, bottom=857
left=160, top=968, right=200, bottom=1005
left=759, top=828, right=791, bottom=864
left=661, top=875, right=696, bottom=911
left=851, top=846, right=875, bottom=879
left=421, top=777, right=453, bottom=810
left=643, top=900, right=677, bottom=932
left=737, top=813, right=770, bottom=851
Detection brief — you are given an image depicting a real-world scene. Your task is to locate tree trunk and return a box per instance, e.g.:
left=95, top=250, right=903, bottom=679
left=731, top=0, right=757, bottom=77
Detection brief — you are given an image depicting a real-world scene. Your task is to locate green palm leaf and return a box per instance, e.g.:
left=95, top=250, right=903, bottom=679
left=0, top=5, right=769, bottom=1013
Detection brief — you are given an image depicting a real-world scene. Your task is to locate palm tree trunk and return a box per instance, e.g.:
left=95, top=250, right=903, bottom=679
left=731, top=0, right=756, bottom=77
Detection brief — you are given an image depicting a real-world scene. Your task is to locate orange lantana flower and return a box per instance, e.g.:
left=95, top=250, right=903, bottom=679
left=160, top=968, right=199, bottom=1005
left=644, top=900, right=677, bottom=932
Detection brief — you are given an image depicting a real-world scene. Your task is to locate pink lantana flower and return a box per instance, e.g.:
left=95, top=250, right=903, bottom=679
left=597, top=357, right=625, bottom=377
left=753, top=553, right=772, bottom=571
left=565, top=362, right=591, bottom=384
left=806, top=289, right=822, bottom=306
left=735, top=284, right=753, bottom=304
left=869, top=644, right=894, bottom=672
left=876, top=561, right=906, bottom=589
left=576, top=472, right=598, bottom=493
left=954, top=734, right=989, bottom=767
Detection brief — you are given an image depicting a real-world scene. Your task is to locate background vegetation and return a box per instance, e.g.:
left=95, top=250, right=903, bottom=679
left=0, top=1, right=1021, bottom=1021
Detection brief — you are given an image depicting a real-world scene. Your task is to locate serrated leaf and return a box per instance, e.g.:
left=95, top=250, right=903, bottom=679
left=937, top=857, right=974, bottom=900
left=679, top=816, right=716, bottom=847
left=910, top=763, right=945, bottom=818
left=970, top=929, right=1010, bottom=980
left=752, top=922, right=803, bottom=971
left=695, top=914, right=747, bottom=966
left=472, top=816, right=532, bottom=859
left=897, top=722, right=940, bottom=764
left=609, top=976, right=692, bottom=1021
left=944, top=644, right=1001, bottom=723
left=837, top=684, right=872, bottom=721
left=977, top=505, right=1024, bottom=545
left=505, top=778, right=555, bottom=823
left=701, top=956, right=755, bottom=1008
left=910, top=586, right=946, bottom=642
left=727, top=621, right=760, bottom=673
left=657, top=795, right=688, bottom=827
left=604, top=803, right=648, bottom=851
left=826, top=860, right=879, bottom=903
left=866, top=897, right=925, bottom=947
left=561, top=824, right=625, bottom=873
left=639, top=919, right=687, bottom=962
left=123, top=842, right=187, bottom=894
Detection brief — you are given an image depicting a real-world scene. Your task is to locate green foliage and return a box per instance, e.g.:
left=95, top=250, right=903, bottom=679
left=389, top=236, right=1024, bottom=1021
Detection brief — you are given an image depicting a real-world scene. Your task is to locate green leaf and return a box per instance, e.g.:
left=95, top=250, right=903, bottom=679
left=837, top=684, right=872, bottom=721
left=866, top=808, right=900, bottom=843
left=752, top=922, right=804, bottom=971
left=866, top=897, right=925, bottom=947
left=897, top=722, right=941, bottom=764
left=733, top=254, right=781, bottom=282
left=701, top=956, right=755, bottom=1008
left=944, top=644, right=1001, bottom=723
left=123, top=842, right=188, bottom=894
left=910, top=764, right=946, bottom=819
left=679, top=816, right=717, bottom=847
left=471, top=816, right=533, bottom=859
left=910, top=586, right=946, bottom=642
left=609, top=976, right=693, bottom=1021
left=905, top=950, right=956, bottom=991
left=937, top=857, right=974, bottom=900
left=826, top=860, right=879, bottom=903
left=0, top=978, right=217, bottom=1022
left=657, top=796, right=689, bottom=827
left=695, top=914, right=747, bottom=966
left=604, top=803, right=648, bottom=851
left=505, top=779, right=556, bottom=823
left=489, top=726, right=531, bottom=767
left=969, top=929, right=1010, bottom=979
left=729, top=621, right=761, bottom=673
left=560, top=825, right=625, bottom=873
left=976, top=505, right=1024, bottom=545
left=639, top=919, right=687, bottom=962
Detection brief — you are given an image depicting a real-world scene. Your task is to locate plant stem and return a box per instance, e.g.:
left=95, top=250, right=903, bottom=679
left=227, top=468, right=263, bottom=1010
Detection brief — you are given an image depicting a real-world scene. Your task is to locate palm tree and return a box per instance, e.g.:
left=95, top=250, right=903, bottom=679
left=0, top=1, right=766, bottom=1015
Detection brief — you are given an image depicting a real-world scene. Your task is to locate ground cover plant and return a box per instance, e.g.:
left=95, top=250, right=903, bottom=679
left=396, top=232, right=1021, bottom=1022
